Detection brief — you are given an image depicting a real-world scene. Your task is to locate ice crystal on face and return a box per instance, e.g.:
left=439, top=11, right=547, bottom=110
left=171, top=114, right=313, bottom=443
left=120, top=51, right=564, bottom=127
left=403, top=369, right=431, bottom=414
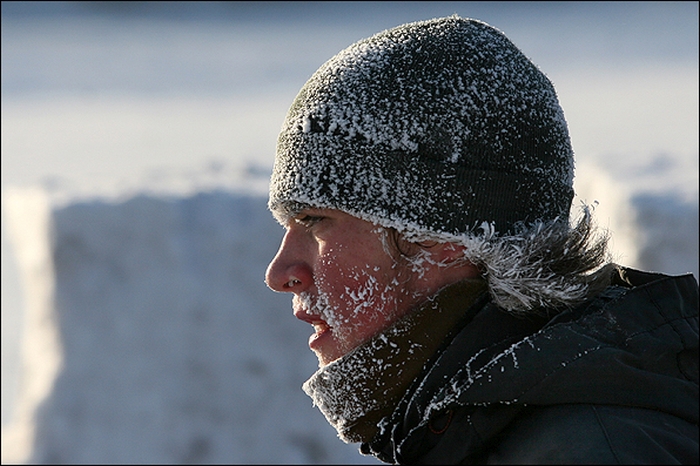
left=298, top=255, right=418, bottom=366
left=301, top=305, right=430, bottom=443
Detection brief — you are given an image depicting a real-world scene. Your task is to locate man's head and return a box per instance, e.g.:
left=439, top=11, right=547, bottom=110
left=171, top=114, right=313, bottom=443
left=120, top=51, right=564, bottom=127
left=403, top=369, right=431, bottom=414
left=266, top=16, right=609, bottom=365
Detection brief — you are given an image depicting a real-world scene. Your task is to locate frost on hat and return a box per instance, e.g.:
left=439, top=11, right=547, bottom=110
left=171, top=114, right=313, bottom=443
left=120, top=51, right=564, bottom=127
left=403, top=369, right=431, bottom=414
left=269, top=15, right=574, bottom=239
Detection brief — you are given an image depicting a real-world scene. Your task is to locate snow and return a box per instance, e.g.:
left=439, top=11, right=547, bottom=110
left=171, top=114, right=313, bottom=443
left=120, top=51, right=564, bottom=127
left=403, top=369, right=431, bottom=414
left=270, top=16, right=576, bottom=242
left=1, top=2, right=698, bottom=464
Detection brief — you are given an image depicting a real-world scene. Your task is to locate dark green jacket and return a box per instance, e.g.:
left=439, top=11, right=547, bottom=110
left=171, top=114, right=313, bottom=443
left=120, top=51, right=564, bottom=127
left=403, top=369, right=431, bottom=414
left=362, top=268, right=699, bottom=464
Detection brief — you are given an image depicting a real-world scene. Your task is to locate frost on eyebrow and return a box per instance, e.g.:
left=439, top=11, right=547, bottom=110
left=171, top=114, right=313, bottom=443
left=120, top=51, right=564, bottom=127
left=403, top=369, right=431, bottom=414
left=270, top=200, right=316, bottom=226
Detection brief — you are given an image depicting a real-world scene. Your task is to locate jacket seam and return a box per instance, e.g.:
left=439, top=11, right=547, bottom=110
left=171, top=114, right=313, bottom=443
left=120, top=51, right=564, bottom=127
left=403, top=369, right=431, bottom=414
left=622, top=315, right=696, bottom=342
left=591, top=405, right=621, bottom=464
left=646, top=286, right=688, bottom=342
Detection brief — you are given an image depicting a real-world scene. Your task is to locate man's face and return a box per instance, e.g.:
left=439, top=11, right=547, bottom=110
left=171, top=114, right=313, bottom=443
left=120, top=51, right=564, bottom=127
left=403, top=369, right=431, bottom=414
left=265, top=208, right=428, bottom=366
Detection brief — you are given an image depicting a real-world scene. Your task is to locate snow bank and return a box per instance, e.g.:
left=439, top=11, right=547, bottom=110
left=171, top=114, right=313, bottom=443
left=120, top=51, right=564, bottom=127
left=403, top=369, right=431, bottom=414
left=2, top=189, right=377, bottom=464
left=1, top=188, right=60, bottom=464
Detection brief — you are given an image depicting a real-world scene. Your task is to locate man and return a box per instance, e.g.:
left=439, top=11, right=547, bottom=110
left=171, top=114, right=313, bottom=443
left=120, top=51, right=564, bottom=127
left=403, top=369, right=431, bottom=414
left=265, top=16, right=698, bottom=464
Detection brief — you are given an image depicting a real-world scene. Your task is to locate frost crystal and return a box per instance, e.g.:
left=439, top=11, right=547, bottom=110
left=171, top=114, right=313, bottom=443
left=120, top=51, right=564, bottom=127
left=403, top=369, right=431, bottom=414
left=270, top=15, right=575, bottom=242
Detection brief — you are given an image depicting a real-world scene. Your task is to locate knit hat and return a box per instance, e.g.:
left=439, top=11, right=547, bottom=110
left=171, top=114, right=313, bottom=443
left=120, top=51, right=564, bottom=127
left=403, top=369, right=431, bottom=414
left=269, top=15, right=574, bottom=239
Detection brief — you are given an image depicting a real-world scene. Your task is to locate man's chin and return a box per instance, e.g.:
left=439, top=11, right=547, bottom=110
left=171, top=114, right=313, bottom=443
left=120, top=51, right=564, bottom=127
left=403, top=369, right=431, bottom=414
left=312, top=346, right=343, bottom=368
left=311, top=338, right=348, bottom=368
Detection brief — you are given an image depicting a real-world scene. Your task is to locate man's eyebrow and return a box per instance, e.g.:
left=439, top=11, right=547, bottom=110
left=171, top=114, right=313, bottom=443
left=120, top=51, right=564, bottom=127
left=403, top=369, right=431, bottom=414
left=271, top=201, right=315, bottom=226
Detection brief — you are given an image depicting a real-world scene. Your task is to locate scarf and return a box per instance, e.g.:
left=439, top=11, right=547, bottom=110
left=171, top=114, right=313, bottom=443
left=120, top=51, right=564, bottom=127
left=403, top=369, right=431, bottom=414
left=302, top=278, right=487, bottom=443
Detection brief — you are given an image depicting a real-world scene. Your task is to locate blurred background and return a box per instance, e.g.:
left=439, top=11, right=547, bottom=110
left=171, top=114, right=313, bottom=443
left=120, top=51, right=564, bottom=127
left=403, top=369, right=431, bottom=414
left=2, top=1, right=698, bottom=464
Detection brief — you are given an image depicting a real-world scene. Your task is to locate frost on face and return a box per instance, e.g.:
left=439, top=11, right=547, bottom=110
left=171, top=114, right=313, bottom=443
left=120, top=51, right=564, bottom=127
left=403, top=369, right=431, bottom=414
left=320, top=270, right=396, bottom=348
left=301, top=286, right=449, bottom=443
left=298, top=239, right=429, bottom=366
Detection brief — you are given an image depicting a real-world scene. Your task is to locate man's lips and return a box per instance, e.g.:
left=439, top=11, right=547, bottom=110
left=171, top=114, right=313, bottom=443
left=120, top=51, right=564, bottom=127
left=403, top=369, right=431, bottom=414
left=294, top=308, right=332, bottom=345
left=293, top=307, right=319, bottom=324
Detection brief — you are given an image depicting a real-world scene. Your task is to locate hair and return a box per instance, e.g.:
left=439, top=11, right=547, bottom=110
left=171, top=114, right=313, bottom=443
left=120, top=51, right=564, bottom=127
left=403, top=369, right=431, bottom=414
left=272, top=200, right=614, bottom=316
left=388, top=203, right=615, bottom=316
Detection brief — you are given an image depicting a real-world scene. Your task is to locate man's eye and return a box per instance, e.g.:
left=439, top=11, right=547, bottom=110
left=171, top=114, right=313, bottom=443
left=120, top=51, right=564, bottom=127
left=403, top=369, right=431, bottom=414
left=295, top=215, right=324, bottom=228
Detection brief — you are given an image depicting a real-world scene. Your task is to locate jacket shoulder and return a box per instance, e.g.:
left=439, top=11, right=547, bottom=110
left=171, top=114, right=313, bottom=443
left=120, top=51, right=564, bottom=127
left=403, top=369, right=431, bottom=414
left=482, top=404, right=699, bottom=464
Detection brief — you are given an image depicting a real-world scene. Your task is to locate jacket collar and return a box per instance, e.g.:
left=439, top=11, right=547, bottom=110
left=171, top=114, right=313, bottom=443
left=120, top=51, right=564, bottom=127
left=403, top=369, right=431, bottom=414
left=367, top=267, right=699, bottom=463
left=301, top=278, right=488, bottom=444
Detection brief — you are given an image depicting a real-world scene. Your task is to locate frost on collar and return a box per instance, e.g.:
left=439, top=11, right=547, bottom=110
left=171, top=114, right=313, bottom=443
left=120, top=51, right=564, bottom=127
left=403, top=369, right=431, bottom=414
left=269, top=15, right=575, bottom=241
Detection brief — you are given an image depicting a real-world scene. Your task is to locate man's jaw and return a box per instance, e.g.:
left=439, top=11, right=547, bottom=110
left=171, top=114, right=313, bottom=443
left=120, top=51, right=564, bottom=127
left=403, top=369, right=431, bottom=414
left=293, top=293, right=349, bottom=365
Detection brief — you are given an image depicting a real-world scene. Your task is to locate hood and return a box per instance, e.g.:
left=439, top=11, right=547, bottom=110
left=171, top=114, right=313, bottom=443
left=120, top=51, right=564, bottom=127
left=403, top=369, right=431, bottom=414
left=373, top=267, right=699, bottom=462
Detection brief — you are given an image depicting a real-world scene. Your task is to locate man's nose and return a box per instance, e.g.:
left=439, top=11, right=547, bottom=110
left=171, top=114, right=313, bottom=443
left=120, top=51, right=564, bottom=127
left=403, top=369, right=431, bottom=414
left=265, top=231, right=312, bottom=293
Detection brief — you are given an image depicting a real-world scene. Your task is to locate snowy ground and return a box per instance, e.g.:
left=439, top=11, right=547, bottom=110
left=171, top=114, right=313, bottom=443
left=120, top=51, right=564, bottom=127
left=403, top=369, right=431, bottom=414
left=1, top=2, right=698, bottom=464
